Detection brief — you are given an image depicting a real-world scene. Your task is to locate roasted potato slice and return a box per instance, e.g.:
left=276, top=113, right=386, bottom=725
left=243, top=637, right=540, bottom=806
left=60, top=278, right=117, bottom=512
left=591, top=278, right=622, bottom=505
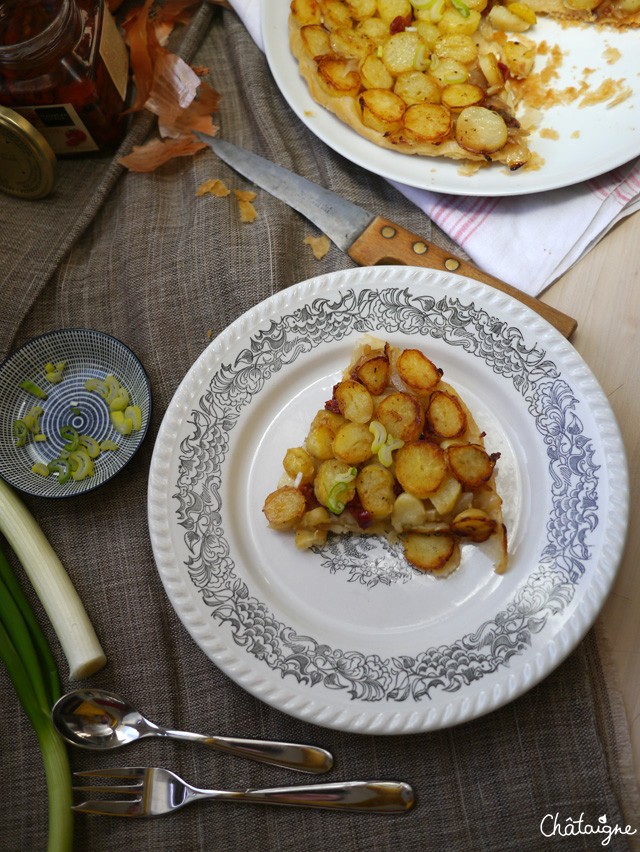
left=283, top=446, right=316, bottom=484
left=359, top=89, right=406, bottom=134
left=291, top=0, right=322, bottom=26
left=306, top=424, right=336, bottom=459
left=395, top=441, right=447, bottom=498
left=455, top=106, right=508, bottom=155
left=450, top=507, right=497, bottom=542
left=435, top=7, right=482, bottom=34
left=321, top=0, right=354, bottom=30
left=394, top=71, right=442, bottom=106
left=263, top=486, right=307, bottom=530
left=429, top=58, right=469, bottom=87
left=334, top=379, right=374, bottom=423
left=360, top=54, right=394, bottom=90
left=478, top=52, right=505, bottom=90
left=488, top=4, right=532, bottom=31
left=382, top=31, right=425, bottom=75
left=300, top=24, right=332, bottom=58
left=434, top=33, right=478, bottom=64
left=402, top=103, right=452, bottom=144
left=391, top=491, right=429, bottom=532
left=346, top=0, right=378, bottom=18
left=447, top=443, right=497, bottom=488
left=503, top=40, right=536, bottom=78
left=426, top=390, right=467, bottom=438
left=428, top=474, right=462, bottom=516
left=295, top=528, right=329, bottom=549
left=441, top=83, right=484, bottom=111
left=376, top=0, right=412, bottom=24
left=356, top=15, right=390, bottom=42
left=354, top=353, right=391, bottom=395
left=312, top=409, right=346, bottom=431
left=356, top=463, right=396, bottom=519
left=314, top=458, right=357, bottom=511
left=299, top=506, right=333, bottom=529
left=458, top=0, right=487, bottom=11
left=397, top=348, right=442, bottom=393
left=375, top=391, right=425, bottom=442
left=330, top=26, right=374, bottom=60
left=305, top=409, right=345, bottom=459
left=317, top=56, right=361, bottom=98
left=414, top=20, right=440, bottom=48
left=403, top=533, right=457, bottom=573
left=333, top=421, right=375, bottom=464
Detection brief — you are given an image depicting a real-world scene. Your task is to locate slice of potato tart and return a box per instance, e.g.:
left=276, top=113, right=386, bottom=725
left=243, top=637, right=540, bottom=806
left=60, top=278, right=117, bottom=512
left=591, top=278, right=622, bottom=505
left=263, top=336, right=508, bottom=576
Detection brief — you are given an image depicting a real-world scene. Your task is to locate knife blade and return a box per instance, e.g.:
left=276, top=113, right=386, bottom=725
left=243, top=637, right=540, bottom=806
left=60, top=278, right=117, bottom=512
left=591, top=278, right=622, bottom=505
left=196, top=132, right=576, bottom=340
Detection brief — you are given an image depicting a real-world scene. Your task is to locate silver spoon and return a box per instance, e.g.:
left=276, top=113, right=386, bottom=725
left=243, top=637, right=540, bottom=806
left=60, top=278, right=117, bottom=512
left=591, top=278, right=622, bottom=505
left=52, top=689, right=333, bottom=775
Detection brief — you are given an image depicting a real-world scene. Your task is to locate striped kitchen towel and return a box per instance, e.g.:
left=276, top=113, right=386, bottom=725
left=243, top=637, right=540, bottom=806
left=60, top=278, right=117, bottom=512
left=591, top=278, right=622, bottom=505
left=224, top=0, right=640, bottom=297
left=392, top=164, right=640, bottom=295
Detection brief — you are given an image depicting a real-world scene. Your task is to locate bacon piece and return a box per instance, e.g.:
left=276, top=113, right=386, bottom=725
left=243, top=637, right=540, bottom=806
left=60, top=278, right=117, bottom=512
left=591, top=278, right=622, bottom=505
left=345, top=495, right=373, bottom=529
left=390, top=14, right=411, bottom=33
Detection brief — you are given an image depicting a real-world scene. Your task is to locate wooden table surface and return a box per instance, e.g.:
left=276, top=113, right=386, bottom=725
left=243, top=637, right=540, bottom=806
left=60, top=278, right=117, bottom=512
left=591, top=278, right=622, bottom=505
left=542, top=212, right=639, bottom=787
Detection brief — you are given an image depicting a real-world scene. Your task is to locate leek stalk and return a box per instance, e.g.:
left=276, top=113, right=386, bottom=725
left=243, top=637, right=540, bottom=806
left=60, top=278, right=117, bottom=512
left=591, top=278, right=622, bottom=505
left=0, top=552, right=73, bottom=851
left=0, top=477, right=106, bottom=679
left=0, top=546, right=60, bottom=700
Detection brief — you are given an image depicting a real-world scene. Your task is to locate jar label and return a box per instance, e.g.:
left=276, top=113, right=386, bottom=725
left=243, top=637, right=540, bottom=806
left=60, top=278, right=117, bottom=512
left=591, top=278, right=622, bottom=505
left=100, top=6, right=129, bottom=103
left=12, top=104, right=99, bottom=154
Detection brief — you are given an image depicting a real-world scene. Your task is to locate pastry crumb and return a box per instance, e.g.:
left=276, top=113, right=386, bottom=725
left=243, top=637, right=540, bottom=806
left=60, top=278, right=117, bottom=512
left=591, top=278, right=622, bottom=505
left=196, top=178, right=230, bottom=197
left=603, top=46, right=622, bottom=64
left=578, top=78, right=632, bottom=107
left=234, top=189, right=258, bottom=223
left=304, top=235, right=331, bottom=259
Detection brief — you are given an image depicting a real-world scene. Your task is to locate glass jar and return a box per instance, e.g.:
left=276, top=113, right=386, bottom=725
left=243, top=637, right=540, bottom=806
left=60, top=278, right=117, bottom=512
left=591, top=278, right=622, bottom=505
left=0, top=0, right=129, bottom=155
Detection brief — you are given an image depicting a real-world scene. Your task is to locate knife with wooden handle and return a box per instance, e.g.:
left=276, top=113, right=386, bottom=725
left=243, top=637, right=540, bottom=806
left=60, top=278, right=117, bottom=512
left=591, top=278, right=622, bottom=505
left=196, top=133, right=577, bottom=340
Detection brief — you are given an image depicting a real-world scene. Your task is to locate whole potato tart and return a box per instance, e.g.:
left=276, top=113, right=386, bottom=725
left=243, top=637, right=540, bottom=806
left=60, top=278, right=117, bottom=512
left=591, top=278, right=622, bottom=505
left=288, top=0, right=639, bottom=173
left=263, top=336, right=508, bottom=577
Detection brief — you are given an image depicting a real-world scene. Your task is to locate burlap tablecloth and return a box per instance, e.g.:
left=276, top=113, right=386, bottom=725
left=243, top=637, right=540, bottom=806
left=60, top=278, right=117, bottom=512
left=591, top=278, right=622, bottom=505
left=1, top=5, right=638, bottom=849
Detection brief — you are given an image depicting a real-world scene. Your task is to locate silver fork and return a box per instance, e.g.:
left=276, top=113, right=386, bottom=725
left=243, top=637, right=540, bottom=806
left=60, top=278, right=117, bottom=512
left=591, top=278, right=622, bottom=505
left=73, top=767, right=415, bottom=815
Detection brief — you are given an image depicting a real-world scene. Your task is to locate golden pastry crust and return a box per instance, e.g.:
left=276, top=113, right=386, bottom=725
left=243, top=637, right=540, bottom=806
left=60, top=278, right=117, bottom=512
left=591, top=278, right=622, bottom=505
left=526, top=0, right=639, bottom=26
left=263, top=336, right=508, bottom=577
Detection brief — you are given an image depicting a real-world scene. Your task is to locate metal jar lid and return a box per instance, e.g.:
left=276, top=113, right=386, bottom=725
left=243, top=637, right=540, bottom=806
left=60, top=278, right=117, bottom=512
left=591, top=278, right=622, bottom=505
left=0, top=105, right=57, bottom=199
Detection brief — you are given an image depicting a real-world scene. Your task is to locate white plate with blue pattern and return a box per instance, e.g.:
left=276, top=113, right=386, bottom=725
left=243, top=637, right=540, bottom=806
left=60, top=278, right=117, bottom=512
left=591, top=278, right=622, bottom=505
left=147, top=267, right=628, bottom=734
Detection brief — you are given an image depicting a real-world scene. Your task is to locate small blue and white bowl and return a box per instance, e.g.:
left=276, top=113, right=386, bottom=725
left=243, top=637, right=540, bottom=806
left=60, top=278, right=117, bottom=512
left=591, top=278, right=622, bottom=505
left=0, top=328, right=152, bottom=498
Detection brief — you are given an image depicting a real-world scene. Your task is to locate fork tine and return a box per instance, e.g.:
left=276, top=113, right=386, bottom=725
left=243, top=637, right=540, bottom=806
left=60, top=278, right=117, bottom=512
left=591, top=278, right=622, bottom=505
left=72, top=800, right=144, bottom=817
left=74, top=767, right=147, bottom=779
left=73, top=783, right=143, bottom=795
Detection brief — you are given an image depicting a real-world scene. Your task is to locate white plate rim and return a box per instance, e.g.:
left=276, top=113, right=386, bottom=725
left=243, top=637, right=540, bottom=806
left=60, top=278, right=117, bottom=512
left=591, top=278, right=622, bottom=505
left=261, top=0, right=640, bottom=197
left=147, top=266, right=629, bottom=734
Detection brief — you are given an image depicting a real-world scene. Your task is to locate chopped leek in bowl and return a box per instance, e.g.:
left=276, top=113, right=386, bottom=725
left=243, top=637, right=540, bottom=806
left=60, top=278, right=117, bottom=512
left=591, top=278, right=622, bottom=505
left=0, top=329, right=152, bottom=498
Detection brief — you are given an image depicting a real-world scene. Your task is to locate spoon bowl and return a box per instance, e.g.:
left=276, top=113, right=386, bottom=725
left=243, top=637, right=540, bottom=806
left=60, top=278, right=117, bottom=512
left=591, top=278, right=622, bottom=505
left=52, top=688, right=333, bottom=774
left=52, top=689, right=156, bottom=750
